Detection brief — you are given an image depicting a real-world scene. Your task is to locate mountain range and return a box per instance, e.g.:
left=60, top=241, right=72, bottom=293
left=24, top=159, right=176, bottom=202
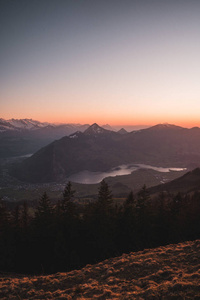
left=12, top=122, right=200, bottom=183
left=0, top=119, right=119, bottom=158
left=0, top=119, right=89, bottom=158
left=0, top=118, right=88, bottom=132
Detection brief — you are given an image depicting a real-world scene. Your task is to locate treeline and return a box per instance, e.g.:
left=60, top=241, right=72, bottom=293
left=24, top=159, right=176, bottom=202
left=1, top=181, right=200, bottom=274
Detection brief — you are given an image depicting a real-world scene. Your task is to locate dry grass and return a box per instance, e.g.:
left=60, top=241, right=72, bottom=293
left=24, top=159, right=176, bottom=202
left=1, top=239, right=200, bottom=299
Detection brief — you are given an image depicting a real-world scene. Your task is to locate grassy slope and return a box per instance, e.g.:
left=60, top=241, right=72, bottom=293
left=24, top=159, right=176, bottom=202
left=1, top=239, right=200, bottom=299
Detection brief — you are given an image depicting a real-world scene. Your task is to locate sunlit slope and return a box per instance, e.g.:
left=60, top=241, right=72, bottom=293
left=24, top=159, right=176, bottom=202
left=1, top=239, right=200, bottom=299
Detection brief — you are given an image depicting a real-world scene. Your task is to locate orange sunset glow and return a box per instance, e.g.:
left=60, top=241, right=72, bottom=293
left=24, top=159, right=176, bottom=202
left=1, top=0, right=200, bottom=127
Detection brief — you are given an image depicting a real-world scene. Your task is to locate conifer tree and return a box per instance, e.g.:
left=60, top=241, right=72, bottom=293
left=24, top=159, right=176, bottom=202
left=93, top=180, right=115, bottom=258
left=97, top=179, right=113, bottom=213
left=135, top=185, right=150, bottom=248
left=61, top=181, right=76, bottom=215
left=0, top=199, right=9, bottom=233
left=171, top=192, right=183, bottom=216
left=34, top=192, right=54, bottom=273
left=21, top=201, right=29, bottom=229
left=124, top=190, right=135, bottom=206
left=153, top=192, right=169, bottom=246
left=136, top=184, right=149, bottom=211
left=0, top=199, right=11, bottom=271
left=35, top=192, right=52, bottom=221
left=12, top=205, right=20, bottom=229
left=119, top=191, right=137, bottom=252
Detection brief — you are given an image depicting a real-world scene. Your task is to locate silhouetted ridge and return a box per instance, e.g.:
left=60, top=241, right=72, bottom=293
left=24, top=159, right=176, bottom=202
left=118, top=128, right=128, bottom=135
left=84, top=123, right=108, bottom=135
left=146, top=123, right=184, bottom=131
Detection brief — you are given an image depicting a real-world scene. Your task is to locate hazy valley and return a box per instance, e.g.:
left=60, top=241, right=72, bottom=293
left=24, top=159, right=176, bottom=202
left=1, top=120, right=197, bottom=202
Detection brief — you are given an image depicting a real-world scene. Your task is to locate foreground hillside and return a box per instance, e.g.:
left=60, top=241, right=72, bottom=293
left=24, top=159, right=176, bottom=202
left=1, top=239, right=200, bottom=299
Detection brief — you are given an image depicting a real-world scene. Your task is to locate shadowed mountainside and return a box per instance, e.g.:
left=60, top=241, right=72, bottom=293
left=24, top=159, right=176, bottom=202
left=1, top=239, right=200, bottom=299
left=149, top=167, right=200, bottom=195
left=11, top=123, right=200, bottom=183
left=11, top=124, right=124, bottom=182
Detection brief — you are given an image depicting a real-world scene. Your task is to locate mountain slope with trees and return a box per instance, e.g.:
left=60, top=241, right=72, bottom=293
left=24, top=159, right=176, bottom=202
left=1, top=180, right=200, bottom=275
left=148, top=167, right=200, bottom=195
left=1, top=177, right=200, bottom=297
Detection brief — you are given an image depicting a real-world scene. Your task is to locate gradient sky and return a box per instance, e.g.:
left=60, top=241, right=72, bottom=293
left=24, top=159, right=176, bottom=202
left=1, top=0, right=200, bottom=127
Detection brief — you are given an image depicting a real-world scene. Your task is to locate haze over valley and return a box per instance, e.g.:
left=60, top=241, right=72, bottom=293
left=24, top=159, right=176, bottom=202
left=0, top=119, right=199, bottom=202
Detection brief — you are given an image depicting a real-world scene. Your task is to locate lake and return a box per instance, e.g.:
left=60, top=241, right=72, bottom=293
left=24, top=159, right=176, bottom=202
left=67, top=164, right=187, bottom=184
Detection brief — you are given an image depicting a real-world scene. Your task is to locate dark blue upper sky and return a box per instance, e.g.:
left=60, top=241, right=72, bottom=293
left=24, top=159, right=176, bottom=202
left=1, top=0, right=200, bottom=126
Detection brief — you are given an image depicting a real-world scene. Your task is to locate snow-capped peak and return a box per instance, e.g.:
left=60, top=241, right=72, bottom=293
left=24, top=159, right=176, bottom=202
left=69, top=131, right=82, bottom=139
left=8, top=118, right=50, bottom=130
left=0, top=118, right=51, bottom=131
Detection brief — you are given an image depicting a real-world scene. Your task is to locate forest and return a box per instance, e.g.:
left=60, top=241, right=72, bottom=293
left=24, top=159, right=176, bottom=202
left=0, top=180, right=200, bottom=275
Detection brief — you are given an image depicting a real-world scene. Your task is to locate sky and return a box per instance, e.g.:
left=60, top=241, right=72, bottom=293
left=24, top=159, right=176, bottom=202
left=1, top=0, right=200, bottom=127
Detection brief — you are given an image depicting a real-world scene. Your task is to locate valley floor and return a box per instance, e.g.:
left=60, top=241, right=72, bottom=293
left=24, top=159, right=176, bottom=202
left=1, top=239, right=200, bottom=299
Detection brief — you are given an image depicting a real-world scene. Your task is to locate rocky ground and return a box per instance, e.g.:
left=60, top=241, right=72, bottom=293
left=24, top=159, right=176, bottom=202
left=1, top=239, right=200, bottom=299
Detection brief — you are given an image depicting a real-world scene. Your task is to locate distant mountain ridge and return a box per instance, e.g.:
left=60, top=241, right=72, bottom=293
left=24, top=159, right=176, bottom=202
left=0, top=118, right=91, bottom=157
left=118, top=128, right=128, bottom=135
left=12, top=122, right=200, bottom=183
left=84, top=123, right=115, bottom=136
left=0, top=118, right=115, bottom=133
left=0, top=118, right=89, bottom=132
left=145, top=123, right=184, bottom=131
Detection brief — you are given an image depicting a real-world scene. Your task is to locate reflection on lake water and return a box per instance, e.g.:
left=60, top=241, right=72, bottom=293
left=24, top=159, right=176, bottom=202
left=67, top=164, right=187, bottom=184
